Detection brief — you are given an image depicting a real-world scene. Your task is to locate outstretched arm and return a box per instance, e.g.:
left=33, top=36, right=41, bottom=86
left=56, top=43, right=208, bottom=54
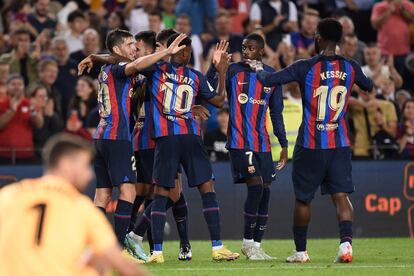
left=246, top=59, right=299, bottom=86
left=78, top=53, right=130, bottom=75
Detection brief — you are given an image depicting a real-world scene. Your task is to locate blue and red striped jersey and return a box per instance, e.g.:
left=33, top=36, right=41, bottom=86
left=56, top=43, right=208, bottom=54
left=140, top=61, right=217, bottom=138
left=94, top=63, right=137, bottom=141
left=257, top=55, right=373, bottom=149
left=225, top=62, right=287, bottom=152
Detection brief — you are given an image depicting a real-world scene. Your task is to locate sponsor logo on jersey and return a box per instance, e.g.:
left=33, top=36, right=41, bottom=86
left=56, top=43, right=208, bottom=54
left=317, top=123, right=339, bottom=131
left=248, top=165, right=256, bottom=174
left=249, top=97, right=266, bottom=106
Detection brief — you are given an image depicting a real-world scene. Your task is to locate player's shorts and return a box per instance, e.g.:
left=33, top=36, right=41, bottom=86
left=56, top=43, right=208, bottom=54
left=153, top=134, right=213, bottom=188
left=229, top=149, right=276, bottom=184
left=292, top=145, right=353, bottom=203
left=94, top=139, right=137, bottom=189
left=135, top=149, right=155, bottom=184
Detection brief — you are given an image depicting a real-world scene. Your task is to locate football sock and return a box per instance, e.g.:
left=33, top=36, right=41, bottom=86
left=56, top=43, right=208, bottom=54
left=97, top=206, right=106, bottom=215
left=114, top=199, right=133, bottom=246
left=339, top=220, right=353, bottom=245
left=144, top=199, right=154, bottom=252
left=201, top=192, right=222, bottom=248
left=293, top=225, right=308, bottom=252
left=128, top=195, right=146, bottom=232
left=172, top=193, right=190, bottom=246
left=244, top=184, right=263, bottom=240
left=151, top=195, right=169, bottom=252
left=134, top=201, right=153, bottom=236
left=254, top=186, right=270, bottom=243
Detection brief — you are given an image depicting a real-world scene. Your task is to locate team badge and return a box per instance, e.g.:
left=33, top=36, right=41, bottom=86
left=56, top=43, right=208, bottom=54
left=238, top=93, right=248, bottom=104
left=264, top=87, right=271, bottom=93
left=248, top=166, right=256, bottom=174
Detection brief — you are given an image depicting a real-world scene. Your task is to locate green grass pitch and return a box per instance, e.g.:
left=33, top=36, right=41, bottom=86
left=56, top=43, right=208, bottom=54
left=143, top=238, right=414, bottom=276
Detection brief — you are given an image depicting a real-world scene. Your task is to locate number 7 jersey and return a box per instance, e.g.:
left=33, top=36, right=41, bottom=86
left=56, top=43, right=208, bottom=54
left=257, top=55, right=373, bottom=149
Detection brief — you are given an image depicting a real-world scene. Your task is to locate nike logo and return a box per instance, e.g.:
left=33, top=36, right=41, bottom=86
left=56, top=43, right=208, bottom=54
left=238, top=82, right=248, bottom=85
left=272, top=173, right=276, bottom=178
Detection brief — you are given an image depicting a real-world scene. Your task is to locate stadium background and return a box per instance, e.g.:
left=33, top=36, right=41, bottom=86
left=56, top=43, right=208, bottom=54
left=1, top=0, right=414, bottom=240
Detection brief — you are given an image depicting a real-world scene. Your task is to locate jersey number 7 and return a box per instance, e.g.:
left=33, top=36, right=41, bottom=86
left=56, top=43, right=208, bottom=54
left=314, top=85, right=347, bottom=122
left=32, top=203, right=47, bottom=246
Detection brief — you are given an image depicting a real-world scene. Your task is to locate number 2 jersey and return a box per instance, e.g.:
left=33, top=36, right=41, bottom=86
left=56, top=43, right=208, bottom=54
left=257, top=55, right=373, bottom=149
left=140, top=61, right=217, bottom=138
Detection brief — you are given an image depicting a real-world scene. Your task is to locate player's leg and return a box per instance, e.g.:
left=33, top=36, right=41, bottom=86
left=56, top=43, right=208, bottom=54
left=324, top=147, right=354, bottom=263
left=182, top=134, right=239, bottom=261
left=93, top=140, right=113, bottom=214
left=287, top=146, right=323, bottom=263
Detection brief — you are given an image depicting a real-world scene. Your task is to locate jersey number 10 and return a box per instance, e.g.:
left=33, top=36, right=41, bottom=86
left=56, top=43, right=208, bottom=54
left=313, top=85, right=347, bottom=122
left=162, top=82, right=194, bottom=115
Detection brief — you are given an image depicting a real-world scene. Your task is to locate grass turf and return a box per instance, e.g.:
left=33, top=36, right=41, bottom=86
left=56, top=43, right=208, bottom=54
left=142, top=238, right=414, bottom=276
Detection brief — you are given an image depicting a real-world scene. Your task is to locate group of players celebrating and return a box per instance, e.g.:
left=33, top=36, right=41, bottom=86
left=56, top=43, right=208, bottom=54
left=76, top=17, right=373, bottom=265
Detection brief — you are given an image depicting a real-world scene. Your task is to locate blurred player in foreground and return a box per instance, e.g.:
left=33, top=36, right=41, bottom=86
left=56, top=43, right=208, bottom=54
left=0, top=133, right=147, bottom=276
left=248, top=18, right=373, bottom=263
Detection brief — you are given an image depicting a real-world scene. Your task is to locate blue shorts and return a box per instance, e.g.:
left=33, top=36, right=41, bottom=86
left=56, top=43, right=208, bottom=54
left=229, top=149, right=276, bottom=184
left=153, top=134, right=213, bottom=188
left=292, top=145, right=353, bottom=203
left=135, top=149, right=155, bottom=184
left=94, top=139, right=137, bottom=189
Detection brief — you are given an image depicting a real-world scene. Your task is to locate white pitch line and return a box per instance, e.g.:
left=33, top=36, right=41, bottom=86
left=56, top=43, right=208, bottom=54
left=149, top=264, right=414, bottom=271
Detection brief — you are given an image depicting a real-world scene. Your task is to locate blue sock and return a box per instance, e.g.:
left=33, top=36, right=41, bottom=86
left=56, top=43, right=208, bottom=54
left=244, top=184, right=263, bottom=240
left=201, top=192, right=221, bottom=247
left=128, top=195, right=146, bottom=232
left=114, top=199, right=133, bottom=246
left=254, top=187, right=270, bottom=243
left=293, top=225, right=308, bottom=252
left=144, top=199, right=154, bottom=252
left=339, top=220, right=353, bottom=245
left=134, top=201, right=152, bottom=236
left=172, top=193, right=190, bottom=247
left=151, top=195, right=169, bottom=251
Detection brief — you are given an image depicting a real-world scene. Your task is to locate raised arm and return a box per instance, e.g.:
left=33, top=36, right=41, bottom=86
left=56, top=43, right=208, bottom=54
left=247, top=59, right=299, bottom=86
left=78, top=54, right=130, bottom=75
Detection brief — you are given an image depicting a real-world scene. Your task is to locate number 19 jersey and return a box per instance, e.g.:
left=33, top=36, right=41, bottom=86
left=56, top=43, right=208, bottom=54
left=257, top=55, right=373, bottom=149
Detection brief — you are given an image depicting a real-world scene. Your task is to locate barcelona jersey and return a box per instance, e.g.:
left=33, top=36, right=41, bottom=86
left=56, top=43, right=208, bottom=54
left=257, top=55, right=373, bottom=149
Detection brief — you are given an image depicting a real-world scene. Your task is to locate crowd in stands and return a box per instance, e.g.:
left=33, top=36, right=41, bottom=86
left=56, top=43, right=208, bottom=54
left=0, top=0, right=414, bottom=164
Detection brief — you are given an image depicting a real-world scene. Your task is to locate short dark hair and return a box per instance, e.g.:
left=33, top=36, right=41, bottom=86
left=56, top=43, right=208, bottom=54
left=42, top=134, right=93, bottom=169
left=106, top=29, right=133, bottom=53
left=30, top=85, right=48, bottom=97
left=167, top=33, right=192, bottom=48
left=7, top=74, right=24, bottom=84
left=37, top=59, right=58, bottom=73
left=244, top=33, right=265, bottom=49
left=135, top=31, right=156, bottom=50
left=67, top=10, right=85, bottom=23
left=13, top=28, right=31, bottom=38
left=317, top=18, right=343, bottom=44
left=156, top=28, right=178, bottom=44
left=149, top=11, right=162, bottom=20
left=176, top=14, right=191, bottom=22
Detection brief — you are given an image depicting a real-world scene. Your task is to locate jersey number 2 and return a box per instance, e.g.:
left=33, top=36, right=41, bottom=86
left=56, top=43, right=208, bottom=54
left=313, top=85, right=347, bottom=122
left=33, top=203, right=47, bottom=246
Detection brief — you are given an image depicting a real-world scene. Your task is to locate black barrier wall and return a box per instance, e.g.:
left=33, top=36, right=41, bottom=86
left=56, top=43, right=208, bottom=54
left=1, top=161, right=413, bottom=239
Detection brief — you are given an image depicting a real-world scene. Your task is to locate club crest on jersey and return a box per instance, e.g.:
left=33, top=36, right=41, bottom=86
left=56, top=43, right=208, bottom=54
left=264, top=87, right=272, bottom=93
left=238, top=93, right=248, bottom=104
left=248, top=166, right=256, bottom=174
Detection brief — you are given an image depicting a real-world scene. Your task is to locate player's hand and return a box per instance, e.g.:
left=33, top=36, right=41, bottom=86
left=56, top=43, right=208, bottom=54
left=192, top=105, right=210, bottom=120
left=216, top=52, right=231, bottom=74
left=245, top=59, right=264, bottom=71
left=276, top=147, right=288, bottom=170
left=167, top=33, right=188, bottom=55
left=156, top=42, right=166, bottom=52
left=78, top=55, right=94, bottom=75
left=212, top=40, right=229, bottom=66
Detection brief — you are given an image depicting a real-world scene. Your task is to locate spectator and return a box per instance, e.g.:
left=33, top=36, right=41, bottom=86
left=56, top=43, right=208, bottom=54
left=250, top=0, right=298, bottom=50
left=51, top=37, right=78, bottom=119
left=371, top=0, right=414, bottom=74
left=176, top=0, right=218, bottom=36
left=175, top=14, right=204, bottom=71
left=338, top=16, right=366, bottom=64
left=402, top=52, right=414, bottom=93
left=349, top=89, right=398, bottom=158
left=398, top=99, right=414, bottom=158
left=0, top=75, right=42, bottom=163
left=219, top=0, right=238, bottom=15
left=65, top=77, right=97, bottom=141
left=102, top=11, right=128, bottom=47
left=228, top=0, right=250, bottom=34
left=161, top=0, right=176, bottom=29
left=374, top=74, right=401, bottom=119
left=289, top=9, right=318, bottom=59
left=202, top=10, right=243, bottom=72
left=341, top=34, right=360, bottom=62
left=29, top=85, right=63, bottom=158
left=126, top=0, right=158, bottom=36
left=27, top=0, right=57, bottom=37
left=0, top=28, right=39, bottom=86
left=395, top=89, right=412, bottom=111
left=149, top=11, right=164, bottom=33
left=70, top=28, right=101, bottom=79
left=64, top=10, right=87, bottom=53
left=0, top=61, right=9, bottom=97
left=204, top=107, right=229, bottom=162
left=362, top=44, right=403, bottom=89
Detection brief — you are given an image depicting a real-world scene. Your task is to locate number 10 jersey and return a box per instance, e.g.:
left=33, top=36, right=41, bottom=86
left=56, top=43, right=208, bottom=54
left=257, top=55, right=373, bottom=150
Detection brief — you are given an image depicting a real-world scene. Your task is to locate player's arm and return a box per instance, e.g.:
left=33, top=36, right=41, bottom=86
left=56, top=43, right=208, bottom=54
left=124, top=33, right=188, bottom=76
left=352, top=61, right=374, bottom=93
left=78, top=53, right=130, bottom=75
left=247, top=59, right=299, bottom=87
left=269, top=86, right=288, bottom=170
